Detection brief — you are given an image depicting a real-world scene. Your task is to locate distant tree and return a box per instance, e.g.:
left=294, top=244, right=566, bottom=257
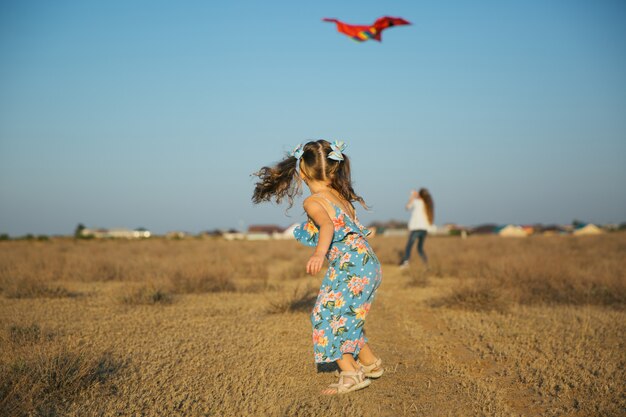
left=572, top=219, right=585, bottom=228
left=74, top=223, right=86, bottom=238
left=0, top=233, right=9, bottom=241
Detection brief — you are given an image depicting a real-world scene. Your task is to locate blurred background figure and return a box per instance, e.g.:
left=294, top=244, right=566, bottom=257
left=400, top=188, right=434, bottom=269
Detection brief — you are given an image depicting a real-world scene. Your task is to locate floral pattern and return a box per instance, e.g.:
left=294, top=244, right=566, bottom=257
left=293, top=199, right=382, bottom=363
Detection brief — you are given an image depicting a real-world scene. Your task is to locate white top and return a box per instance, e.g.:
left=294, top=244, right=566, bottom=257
left=407, top=198, right=431, bottom=231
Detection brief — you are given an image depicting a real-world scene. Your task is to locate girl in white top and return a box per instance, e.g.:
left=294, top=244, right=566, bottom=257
left=401, top=188, right=434, bottom=267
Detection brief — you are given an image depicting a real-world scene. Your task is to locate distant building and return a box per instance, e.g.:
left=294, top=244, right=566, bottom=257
left=573, top=224, right=604, bottom=236
left=246, top=225, right=284, bottom=240
left=382, top=228, right=409, bottom=237
left=429, top=224, right=449, bottom=236
left=222, top=230, right=245, bottom=241
left=497, top=224, right=528, bottom=237
left=81, top=227, right=151, bottom=239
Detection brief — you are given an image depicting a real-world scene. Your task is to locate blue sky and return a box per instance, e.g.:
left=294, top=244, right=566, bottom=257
left=1, top=0, right=625, bottom=235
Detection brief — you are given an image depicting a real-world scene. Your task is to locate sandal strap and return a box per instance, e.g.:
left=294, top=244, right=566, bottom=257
left=359, top=357, right=382, bottom=372
left=335, top=370, right=365, bottom=390
left=325, top=369, right=370, bottom=394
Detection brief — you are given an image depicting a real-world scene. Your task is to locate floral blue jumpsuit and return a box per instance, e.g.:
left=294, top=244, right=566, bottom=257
left=293, top=197, right=382, bottom=364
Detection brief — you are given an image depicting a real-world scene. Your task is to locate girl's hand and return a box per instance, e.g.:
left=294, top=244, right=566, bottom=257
left=307, top=253, right=325, bottom=275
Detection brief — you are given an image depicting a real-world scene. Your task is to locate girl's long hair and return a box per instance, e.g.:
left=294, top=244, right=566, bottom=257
left=251, top=153, right=300, bottom=208
left=252, top=140, right=366, bottom=209
left=419, top=188, right=434, bottom=224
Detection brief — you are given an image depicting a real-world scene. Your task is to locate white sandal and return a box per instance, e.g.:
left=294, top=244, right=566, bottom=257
left=323, top=369, right=371, bottom=395
left=358, top=358, right=384, bottom=379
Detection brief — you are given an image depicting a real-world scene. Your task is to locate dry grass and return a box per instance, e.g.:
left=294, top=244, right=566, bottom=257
left=169, top=267, right=237, bottom=294
left=267, top=284, right=318, bottom=314
left=403, top=265, right=431, bottom=288
left=9, top=324, right=55, bottom=345
left=121, top=284, right=174, bottom=305
left=392, top=234, right=626, bottom=309
left=2, top=276, right=79, bottom=299
left=431, top=279, right=508, bottom=312
left=0, top=323, right=122, bottom=417
left=0, top=234, right=624, bottom=416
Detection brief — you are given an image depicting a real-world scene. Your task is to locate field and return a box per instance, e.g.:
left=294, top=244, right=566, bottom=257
left=1, top=233, right=625, bottom=416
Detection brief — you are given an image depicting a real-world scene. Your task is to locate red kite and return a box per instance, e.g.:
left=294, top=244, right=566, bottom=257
left=323, top=16, right=411, bottom=42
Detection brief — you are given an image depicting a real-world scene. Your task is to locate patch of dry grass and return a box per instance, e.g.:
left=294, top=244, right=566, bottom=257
left=0, top=323, right=123, bottom=417
left=436, top=306, right=626, bottom=416
left=121, top=284, right=174, bottom=305
left=9, top=324, right=55, bottom=345
left=1, top=276, right=79, bottom=299
left=267, top=285, right=318, bottom=314
left=431, top=279, right=508, bottom=312
left=169, top=267, right=236, bottom=294
left=403, top=265, right=430, bottom=288
left=407, top=234, right=626, bottom=309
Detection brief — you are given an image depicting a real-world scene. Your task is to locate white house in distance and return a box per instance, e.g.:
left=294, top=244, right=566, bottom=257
left=382, top=228, right=409, bottom=237
left=246, top=225, right=282, bottom=240
left=497, top=225, right=528, bottom=237
left=428, top=224, right=449, bottom=236
left=81, top=227, right=151, bottom=239
left=245, top=224, right=298, bottom=240
left=573, top=224, right=604, bottom=236
left=222, top=230, right=245, bottom=241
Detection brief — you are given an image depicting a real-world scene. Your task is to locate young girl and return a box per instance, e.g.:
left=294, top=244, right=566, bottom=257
left=252, top=140, right=383, bottom=395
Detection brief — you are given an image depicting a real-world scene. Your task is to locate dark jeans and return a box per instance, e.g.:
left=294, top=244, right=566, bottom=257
left=403, top=229, right=428, bottom=264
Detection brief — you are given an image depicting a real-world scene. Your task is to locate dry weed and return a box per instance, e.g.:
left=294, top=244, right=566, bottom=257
left=279, top=261, right=308, bottom=281
left=0, top=324, right=123, bottom=417
left=121, top=285, right=173, bottom=305
left=403, top=265, right=430, bottom=287
left=267, top=285, right=318, bottom=314
left=8, top=324, right=55, bottom=345
left=170, top=268, right=236, bottom=294
left=432, top=280, right=509, bottom=312
left=2, top=276, right=78, bottom=299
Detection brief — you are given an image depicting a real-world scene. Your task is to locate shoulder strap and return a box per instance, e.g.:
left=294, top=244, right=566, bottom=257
left=311, top=193, right=357, bottom=222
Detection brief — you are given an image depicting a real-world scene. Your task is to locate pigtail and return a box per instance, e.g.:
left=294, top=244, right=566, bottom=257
left=329, top=154, right=368, bottom=209
left=252, top=154, right=301, bottom=209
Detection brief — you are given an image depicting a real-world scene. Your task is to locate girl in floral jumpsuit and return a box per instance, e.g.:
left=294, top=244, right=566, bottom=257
left=252, top=140, right=383, bottom=395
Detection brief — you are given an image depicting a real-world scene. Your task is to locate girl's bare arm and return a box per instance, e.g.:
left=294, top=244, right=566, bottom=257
left=303, top=198, right=334, bottom=275
left=406, top=190, right=416, bottom=210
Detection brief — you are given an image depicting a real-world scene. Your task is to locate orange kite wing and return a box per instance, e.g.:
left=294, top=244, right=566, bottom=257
left=323, top=16, right=411, bottom=42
